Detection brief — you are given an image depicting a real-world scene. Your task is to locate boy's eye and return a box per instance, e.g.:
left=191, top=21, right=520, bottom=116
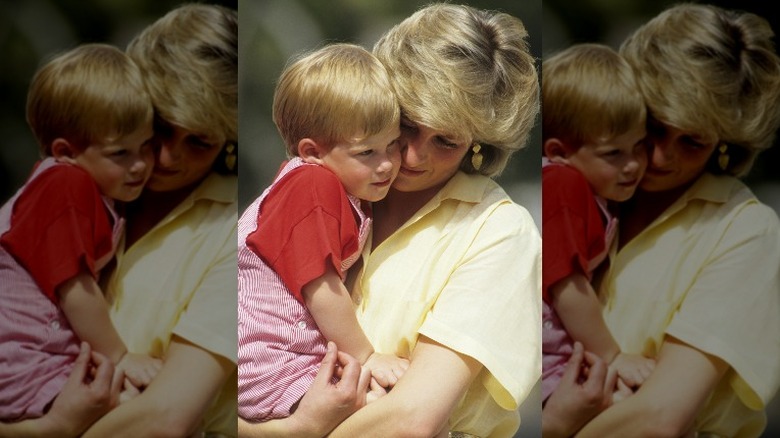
left=111, top=149, right=128, bottom=157
left=357, top=149, right=374, bottom=156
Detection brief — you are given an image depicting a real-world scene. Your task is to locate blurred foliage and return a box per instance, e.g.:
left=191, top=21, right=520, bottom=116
left=0, top=0, right=236, bottom=202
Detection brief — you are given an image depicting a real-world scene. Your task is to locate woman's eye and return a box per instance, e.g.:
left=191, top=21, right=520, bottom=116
left=437, top=137, right=458, bottom=148
left=682, top=136, right=705, bottom=149
left=188, top=136, right=212, bottom=149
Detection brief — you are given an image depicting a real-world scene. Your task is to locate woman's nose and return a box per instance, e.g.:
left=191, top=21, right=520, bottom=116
left=401, top=136, right=426, bottom=167
left=157, top=141, right=179, bottom=167
left=649, top=140, right=672, bottom=168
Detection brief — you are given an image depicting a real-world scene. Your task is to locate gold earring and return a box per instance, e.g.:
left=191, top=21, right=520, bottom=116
left=225, top=143, right=236, bottom=171
left=471, top=143, right=483, bottom=171
left=718, top=143, right=729, bottom=171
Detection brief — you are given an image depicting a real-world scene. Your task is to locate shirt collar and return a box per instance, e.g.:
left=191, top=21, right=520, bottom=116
left=431, top=171, right=494, bottom=206
left=190, top=172, right=238, bottom=205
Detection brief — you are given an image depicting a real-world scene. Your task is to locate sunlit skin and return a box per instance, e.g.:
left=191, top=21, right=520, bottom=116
left=561, top=125, right=648, bottom=202
left=303, top=125, right=401, bottom=202
left=56, top=124, right=155, bottom=202
left=639, top=117, right=717, bottom=194
left=390, top=116, right=471, bottom=196
left=146, top=119, right=224, bottom=193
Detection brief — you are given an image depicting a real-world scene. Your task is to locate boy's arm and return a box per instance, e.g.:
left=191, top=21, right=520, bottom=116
left=551, top=273, right=654, bottom=386
left=550, top=272, right=620, bottom=363
left=302, top=264, right=373, bottom=364
left=58, top=273, right=127, bottom=365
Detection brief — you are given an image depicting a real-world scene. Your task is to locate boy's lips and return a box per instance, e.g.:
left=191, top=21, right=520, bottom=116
left=372, top=178, right=392, bottom=187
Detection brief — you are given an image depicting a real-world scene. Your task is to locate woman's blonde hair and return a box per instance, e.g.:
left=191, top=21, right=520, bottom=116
left=273, top=43, right=399, bottom=156
left=127, top=3, right=237, bottom=174
left=373, top=3, right=539, bottom=177
left=542, top=43, right=646, bottom=148
left=26, top=43, right=152, bottom=155
left=620, top=3, right=780, bottom=177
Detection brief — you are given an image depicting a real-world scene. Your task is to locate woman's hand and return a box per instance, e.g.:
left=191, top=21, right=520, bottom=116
left=542, top=342, right=619, bottom=438
left=43, top=342, right=123, bottom=437
left=292, top=342, right=372, bottom=435
left=239, top=342, right=371, bottom=438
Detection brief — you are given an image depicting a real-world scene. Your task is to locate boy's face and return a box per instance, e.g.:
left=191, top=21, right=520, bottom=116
left=566, top=125, right=648, bottom=202
left=73, top=124, right=155, bottom=202
left=318, top=125, right=401, bottom=202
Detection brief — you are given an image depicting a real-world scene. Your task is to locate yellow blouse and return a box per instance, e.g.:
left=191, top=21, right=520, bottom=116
left=355, top=172, right=541, bottom=437
left=107, top=173, right=238, bottom=436
left=600, top=173, right=780, bottom=437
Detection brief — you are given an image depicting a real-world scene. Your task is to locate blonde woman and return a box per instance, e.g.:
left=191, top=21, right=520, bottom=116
left=241, top=4, right=541, bottom=437
left=550, top=4, right=780, bottom=437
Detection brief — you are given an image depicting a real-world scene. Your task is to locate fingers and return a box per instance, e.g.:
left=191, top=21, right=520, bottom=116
left=581, top=351, right=607, bottom=395
left=70, top=342, right=92, bottom=382
left=313, top=341, right=339, bottom=386
left=560, top=341, right=585, bottom=384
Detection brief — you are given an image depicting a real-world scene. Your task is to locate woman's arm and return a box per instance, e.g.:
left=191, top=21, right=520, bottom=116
left=82, top=336, right=233, bottom=438
left=0, top=342, right=122, bottom=438
left=328, top=336, right=482, bottom=438
left=576, top=336, right=728, bottom=438
left=238, top=342, right=371, bottom=438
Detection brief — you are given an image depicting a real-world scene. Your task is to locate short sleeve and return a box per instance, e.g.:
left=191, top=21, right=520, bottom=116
left=419, top=202, right=541, bottom=410
left=542, top=165, right=604, bottom=301
left=246, top=166, right=359, bottom=302
left=667, top=202, right=780, bottom=409
left=1, top=165, right=113, bottom=300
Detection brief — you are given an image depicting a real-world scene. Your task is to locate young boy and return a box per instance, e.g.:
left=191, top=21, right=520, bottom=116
left=237, top=43, right=407, bottom=421
left=0, top=44, right=161, bottom=421
left=541, top=43, right=655, bottom=401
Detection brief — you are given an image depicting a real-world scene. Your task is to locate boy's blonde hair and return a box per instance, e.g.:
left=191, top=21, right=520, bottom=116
left=620, top=3, right=780, bottom=177
left=542, top=43, right=646, bottom=149
left=373, top=3, right=539, bottom=177
left=273, top=43, right=400, bottom=156
left=26, top=43, right=152, bottom=156
left=127, top=4, right=237, bottom=173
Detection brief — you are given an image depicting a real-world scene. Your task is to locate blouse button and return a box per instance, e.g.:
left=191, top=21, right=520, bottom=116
left=543, top=320, right=553, bottom=329
left=51, top=320, right=61, bottom=330
left=297, top=321, right=307, bottom=329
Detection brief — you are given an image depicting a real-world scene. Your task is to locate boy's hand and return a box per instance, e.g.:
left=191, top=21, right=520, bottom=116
left=364, top=352, right=409, bottom=389
left=609, top=352, right=655, bottom=388
left=116, top=352, right=163, bottom=388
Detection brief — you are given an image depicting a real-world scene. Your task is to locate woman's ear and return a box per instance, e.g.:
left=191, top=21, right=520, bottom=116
left=51, top=138, right=79, bottom=164
left=298, top=138, right=325, bottom=165
left=543, top=138, right=571, bottom=164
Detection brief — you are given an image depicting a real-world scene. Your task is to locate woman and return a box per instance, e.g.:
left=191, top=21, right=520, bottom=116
left=559, top=4, right=780, bottom=437
left=241, top=4, right=541, bottom=437
left=81, top=4, right=238, bottom=437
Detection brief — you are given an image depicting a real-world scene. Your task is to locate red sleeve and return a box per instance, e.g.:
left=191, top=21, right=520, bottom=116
left=542, top=165, right=606, bottom=302
left=246, top=165, right=360, bottom=303
left=0, top=165, right=114, bottom=300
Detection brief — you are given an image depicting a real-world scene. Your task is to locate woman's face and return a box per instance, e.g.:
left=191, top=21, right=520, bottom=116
left=639, top=118, right=717, bottom=193
left=392, top=116, right=470, bottom=193
left=145, top=119, right=223, bottom=193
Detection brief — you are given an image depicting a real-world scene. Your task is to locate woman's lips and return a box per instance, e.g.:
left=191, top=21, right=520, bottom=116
left=153, top=167, right=178, bottom=176
left=399, top=167, right=425, bottom=176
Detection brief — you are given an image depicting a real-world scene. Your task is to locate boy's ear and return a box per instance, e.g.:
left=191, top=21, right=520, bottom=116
left=51, top=138, right=79, bottom=164
left=543, top=138, right=571, bottom=164
left=297, top=138, right=325, bottom=165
